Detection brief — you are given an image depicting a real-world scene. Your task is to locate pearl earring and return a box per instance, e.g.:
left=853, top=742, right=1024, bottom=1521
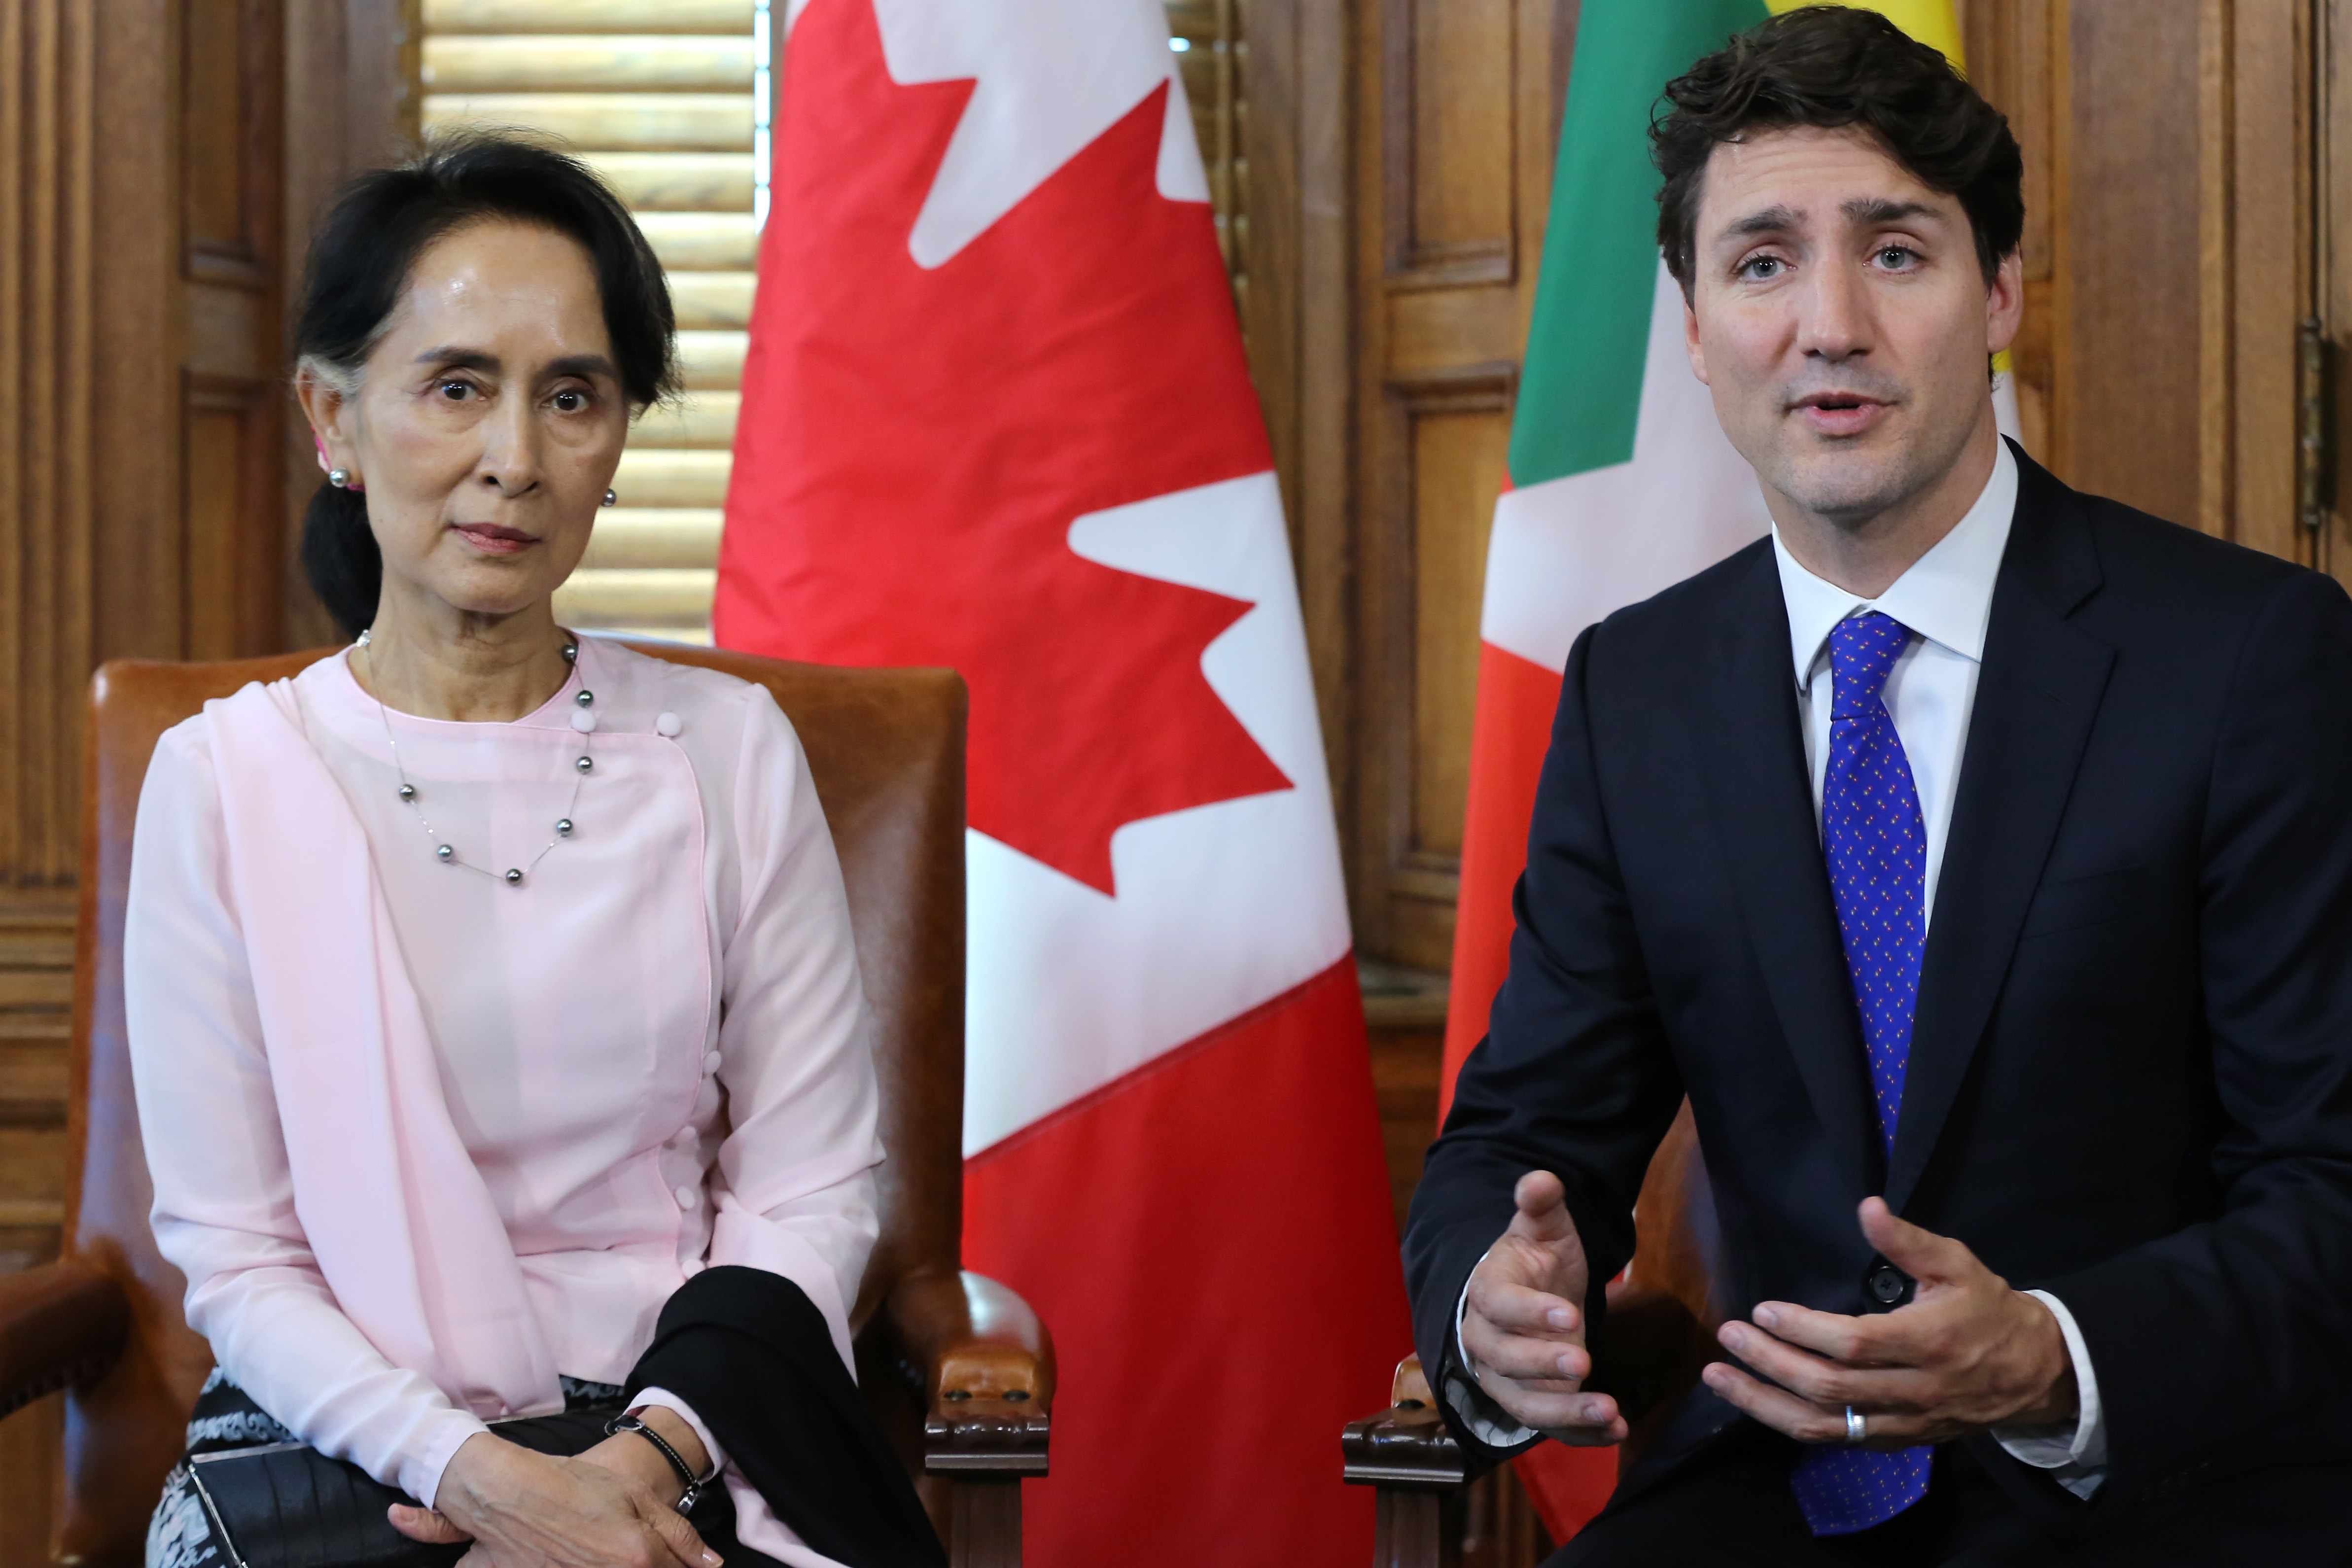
left=603, top=488, right=618, bottom=507
left=328, top=467, right=352, bottom=489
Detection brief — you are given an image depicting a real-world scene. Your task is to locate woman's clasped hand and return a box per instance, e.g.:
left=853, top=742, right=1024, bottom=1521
left=386, top=1429, right=721, bottom=1568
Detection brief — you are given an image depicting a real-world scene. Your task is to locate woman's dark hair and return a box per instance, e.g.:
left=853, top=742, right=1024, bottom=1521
left=1650, top=6, right=2024, bottom=302
left=295, top=131, right=679, bottom=637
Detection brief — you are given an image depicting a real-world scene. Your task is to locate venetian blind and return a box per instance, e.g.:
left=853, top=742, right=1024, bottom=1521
left=416, top=0, right=1243, bottom=647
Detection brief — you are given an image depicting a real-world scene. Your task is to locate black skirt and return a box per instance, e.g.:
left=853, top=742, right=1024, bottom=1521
left=148, top=1269, right=941, bottom=1568
left=143, top=1373, right=777, bottom=1568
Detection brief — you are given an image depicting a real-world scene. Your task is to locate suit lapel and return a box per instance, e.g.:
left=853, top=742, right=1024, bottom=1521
left=1690, top=547, right=1879, bottom=1191
left=1885, top=453, right=2114, bottom=1212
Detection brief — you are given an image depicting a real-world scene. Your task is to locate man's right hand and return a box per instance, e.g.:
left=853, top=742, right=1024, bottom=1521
left=1459, top=1170, right=1627, bottom=1446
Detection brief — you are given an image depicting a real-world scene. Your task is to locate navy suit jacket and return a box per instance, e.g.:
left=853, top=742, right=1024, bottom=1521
left=1405, top=445, right=2352, bottom=1535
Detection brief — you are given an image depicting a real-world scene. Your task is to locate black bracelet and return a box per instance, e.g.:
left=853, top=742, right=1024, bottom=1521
left=605, top=1409, right=705, bottom=1513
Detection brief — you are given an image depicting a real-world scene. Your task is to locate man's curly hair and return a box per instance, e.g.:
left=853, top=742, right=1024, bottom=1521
left=1651, top=6, right=2024, bottom=300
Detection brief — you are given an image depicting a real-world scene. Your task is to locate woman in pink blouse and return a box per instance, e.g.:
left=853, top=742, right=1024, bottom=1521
left=125, top=135, right=940, bottom=1568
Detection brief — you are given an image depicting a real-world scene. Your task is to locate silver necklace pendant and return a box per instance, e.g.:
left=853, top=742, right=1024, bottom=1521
left=362, top=631, right=590, bottom=887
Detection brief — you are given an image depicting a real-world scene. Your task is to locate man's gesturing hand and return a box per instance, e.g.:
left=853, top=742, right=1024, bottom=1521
left=1702, top=1198, right=2076, bottom=1448
left=1459, top=1171, right=1628, bottom=1446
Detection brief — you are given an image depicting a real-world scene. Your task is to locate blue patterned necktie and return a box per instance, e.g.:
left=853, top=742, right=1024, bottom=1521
left=1788, top=610, right=1934, bottom=1535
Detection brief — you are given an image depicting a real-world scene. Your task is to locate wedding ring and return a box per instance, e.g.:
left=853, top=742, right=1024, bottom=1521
left=1844, top=1406, right=1867, bottom=1445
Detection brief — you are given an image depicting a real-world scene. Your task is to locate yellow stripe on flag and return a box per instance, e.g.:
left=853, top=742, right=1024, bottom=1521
left=1765, top=0, right=1964, bottom=71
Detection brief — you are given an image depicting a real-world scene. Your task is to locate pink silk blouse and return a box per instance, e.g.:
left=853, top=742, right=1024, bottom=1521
left=123, top=640, right=883, bottom=1566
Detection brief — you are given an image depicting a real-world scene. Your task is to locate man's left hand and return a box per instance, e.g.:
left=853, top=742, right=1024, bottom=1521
left=1700, top=1197, right=2076, bottom=1448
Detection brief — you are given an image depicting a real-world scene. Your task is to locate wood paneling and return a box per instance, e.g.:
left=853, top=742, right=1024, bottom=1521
left=2063, top=1, right=2204, bottom=523
left=1389, top=0, right=1518, bottom=282
left=1408, top=399, right=1508, bottom=863
left=2323, top=0, right=2352, bottom=589
left=1346, top=0, right=1558, bottom=972
left=2223, top=0, right=2314, bottom=562
left=0, top=0, right=98, bottom=902
left=183, top=375, right=284, bottom=662
left=1968, top=0, right=2316, bottom=561
left=0, top=1396, right=62, bottom=1568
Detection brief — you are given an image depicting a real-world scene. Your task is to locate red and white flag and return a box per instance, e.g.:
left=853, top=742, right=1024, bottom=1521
left=716, top=1, right=1408, bottom=1559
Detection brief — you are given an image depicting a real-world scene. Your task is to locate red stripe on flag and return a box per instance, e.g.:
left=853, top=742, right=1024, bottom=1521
left=1440, top=641, right=1565, bottom=1120
left=965, top=956, right=1408, bottom=1565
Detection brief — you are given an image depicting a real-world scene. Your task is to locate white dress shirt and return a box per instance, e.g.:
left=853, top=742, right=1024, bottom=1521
left=1449, top=441, right=2107, bottom=1499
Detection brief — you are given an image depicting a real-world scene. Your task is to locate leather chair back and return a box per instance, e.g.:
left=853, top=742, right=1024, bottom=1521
left=56, top=645, right=966, bottom=1565
left=1605, top=1100, right=1729, bottom=1472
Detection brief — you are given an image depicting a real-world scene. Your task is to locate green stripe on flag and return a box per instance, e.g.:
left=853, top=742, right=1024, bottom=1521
left=1507, top=0, right=1767, bottom=489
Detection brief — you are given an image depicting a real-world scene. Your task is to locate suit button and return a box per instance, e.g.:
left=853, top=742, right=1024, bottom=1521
left=1864, top=1261, right=1913, bottom=1308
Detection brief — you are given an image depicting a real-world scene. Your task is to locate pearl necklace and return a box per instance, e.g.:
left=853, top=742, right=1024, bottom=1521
left=357, top=628, right=595, bottom=888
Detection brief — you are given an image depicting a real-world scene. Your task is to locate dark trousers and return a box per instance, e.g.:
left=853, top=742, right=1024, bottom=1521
left=1549, top=1426, right=2352, bottom=1568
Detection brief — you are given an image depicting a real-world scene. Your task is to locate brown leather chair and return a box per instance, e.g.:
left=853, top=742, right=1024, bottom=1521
left=0, top=645, right=1051, bottom=1567
left=1342, top=1102, right=1723, bottom=1567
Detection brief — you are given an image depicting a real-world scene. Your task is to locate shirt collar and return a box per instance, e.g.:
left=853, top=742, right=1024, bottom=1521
left=1770, top=437, right=2019, bottom=688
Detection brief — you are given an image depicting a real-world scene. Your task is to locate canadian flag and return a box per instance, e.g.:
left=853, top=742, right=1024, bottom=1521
left=716, top=1, right=1408, bottom=1560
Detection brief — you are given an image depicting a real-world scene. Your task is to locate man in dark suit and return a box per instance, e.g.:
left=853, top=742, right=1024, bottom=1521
left=1405, top=9, right=2352, bottom=1564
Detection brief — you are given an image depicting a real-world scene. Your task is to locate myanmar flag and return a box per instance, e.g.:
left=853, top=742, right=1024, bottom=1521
left=1436, top=0, right=2015, bottom=1541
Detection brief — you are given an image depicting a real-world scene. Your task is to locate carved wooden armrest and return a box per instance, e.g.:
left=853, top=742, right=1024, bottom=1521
left=884, top=1270, right=1053, bottom=1479
left=0, top=1260, right=131, bottom=1420
left=1344, top=1357, right=1467, bottom=1568
left=1342, top=1355, right=1466, bottom=1489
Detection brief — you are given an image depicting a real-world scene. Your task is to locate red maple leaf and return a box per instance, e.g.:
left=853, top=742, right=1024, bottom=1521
left=715, top=0, right=1292, bottom=894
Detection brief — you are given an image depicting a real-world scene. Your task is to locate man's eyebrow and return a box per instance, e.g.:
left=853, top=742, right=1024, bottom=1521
left=1715, top=198, right=1946, bottom=245
left=1843, top=197, right=1941, bottom=227
left=1720, top=204, right=1802, bottom=241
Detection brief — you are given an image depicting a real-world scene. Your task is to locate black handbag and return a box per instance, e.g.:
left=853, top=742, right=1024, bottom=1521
left=184, top=1405, right=727, bottom=1568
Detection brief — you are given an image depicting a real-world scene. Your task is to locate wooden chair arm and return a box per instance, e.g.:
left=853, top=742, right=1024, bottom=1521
left=1342, top=1354, right=1467, bottom=1489
left=0, top=1260, right=131, bottom=1420
left=884, top=1270, right=1053, bottom=1478
left=1343, top=1357, right=1466, bottom=1568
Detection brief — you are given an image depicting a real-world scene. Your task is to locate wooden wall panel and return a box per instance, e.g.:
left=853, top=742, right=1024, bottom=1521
left=0, top=0, right=99, bottom=904
left=1968, top=0, right=2316, bottom=561
left=2062, top=1, right=2205, bottom=524
left=1347, top=0, right=1559, bottom=974
left=2324, top=0, right=2352, bottom=590
left=1390, top=0, right=1517, bottom=279
left=1408, top=400, right=1507, bottom=863
left=184, top=377, right=284, bottom=661
left=2222, top=0, right=2313, bottom=561
left=0, top=3, right=102, bottom=1406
